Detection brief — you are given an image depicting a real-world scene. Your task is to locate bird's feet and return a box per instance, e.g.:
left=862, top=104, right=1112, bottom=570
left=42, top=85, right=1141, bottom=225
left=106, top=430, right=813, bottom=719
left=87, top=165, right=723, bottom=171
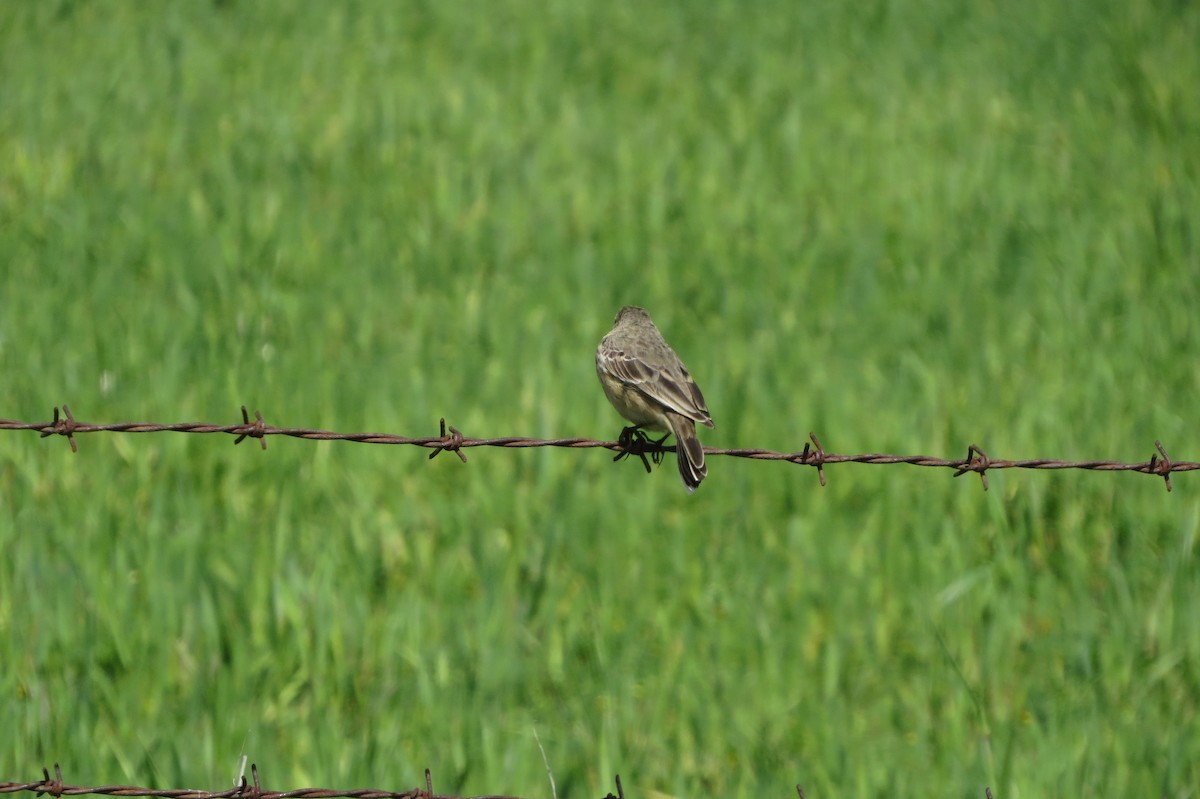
left=613, top=426, right=670, bottom=473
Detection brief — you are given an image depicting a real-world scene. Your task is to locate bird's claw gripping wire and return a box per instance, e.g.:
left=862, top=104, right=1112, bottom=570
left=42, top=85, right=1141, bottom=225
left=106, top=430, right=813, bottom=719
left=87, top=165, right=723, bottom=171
left=613, top=426, right=668, bottom=474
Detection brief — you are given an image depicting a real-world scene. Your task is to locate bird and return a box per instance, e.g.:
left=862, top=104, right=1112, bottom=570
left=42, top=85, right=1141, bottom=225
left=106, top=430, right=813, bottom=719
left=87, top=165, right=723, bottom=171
left=596, top=305, right=715, bottom=491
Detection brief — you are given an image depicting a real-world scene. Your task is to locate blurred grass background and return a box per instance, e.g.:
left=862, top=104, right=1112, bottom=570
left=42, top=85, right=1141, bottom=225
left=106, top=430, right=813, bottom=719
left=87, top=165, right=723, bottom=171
left=1, top=0, right=1198, bottom=796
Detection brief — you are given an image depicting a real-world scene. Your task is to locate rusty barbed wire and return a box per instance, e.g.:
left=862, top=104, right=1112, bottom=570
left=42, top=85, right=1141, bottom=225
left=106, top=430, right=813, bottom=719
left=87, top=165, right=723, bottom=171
left=0, top=764, right=566, bottom=799
left=0, top=765, right=999, bottom=799
left=0, top=405, right=1194, bottom=492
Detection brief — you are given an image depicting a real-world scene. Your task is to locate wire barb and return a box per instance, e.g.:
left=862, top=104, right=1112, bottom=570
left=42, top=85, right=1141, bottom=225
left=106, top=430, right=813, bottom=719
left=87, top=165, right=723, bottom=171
left=230, top=764, right=262, bottom=799
left=952, top=444, right=991, bottom=491
left=34, top=765, right=63, bottom=799
left=234, top=407, right=268, bottom=450
left=804, top=432, right=827, bottom=486
left=429, top=418, right=467, bottom=463
left=1149, top=439, right=1173, bottom=492
left=39, top=406, right=78, bottom=452
left=601, top=774, right=624, bottom=799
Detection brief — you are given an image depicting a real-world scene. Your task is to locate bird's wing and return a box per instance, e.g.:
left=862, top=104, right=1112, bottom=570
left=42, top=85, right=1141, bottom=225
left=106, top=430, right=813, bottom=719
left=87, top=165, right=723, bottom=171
left=598, top=340, right=714, bottom=427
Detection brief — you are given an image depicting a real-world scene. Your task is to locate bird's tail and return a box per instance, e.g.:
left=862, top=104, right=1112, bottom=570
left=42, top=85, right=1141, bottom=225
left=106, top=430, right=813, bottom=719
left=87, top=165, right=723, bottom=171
left=668, top=413, right=707, bottom=492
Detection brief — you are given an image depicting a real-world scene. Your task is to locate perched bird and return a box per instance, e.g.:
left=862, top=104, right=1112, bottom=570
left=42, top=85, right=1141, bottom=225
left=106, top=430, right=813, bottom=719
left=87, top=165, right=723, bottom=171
left=596, top=305, right=715, bottom=491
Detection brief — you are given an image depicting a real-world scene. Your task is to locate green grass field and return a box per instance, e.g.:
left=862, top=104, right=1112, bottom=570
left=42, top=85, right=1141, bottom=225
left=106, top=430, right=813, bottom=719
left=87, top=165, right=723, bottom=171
left=2, top=1, right=1198, bottom=796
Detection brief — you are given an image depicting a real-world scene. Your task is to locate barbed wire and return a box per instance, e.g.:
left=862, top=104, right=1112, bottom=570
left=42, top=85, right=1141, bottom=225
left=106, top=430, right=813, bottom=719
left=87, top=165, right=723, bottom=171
left=0, top=405, right=1193, bottom=492
left=0, top=764, right=996, bottom=799
left=0, top=764, right=582, bottom=799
